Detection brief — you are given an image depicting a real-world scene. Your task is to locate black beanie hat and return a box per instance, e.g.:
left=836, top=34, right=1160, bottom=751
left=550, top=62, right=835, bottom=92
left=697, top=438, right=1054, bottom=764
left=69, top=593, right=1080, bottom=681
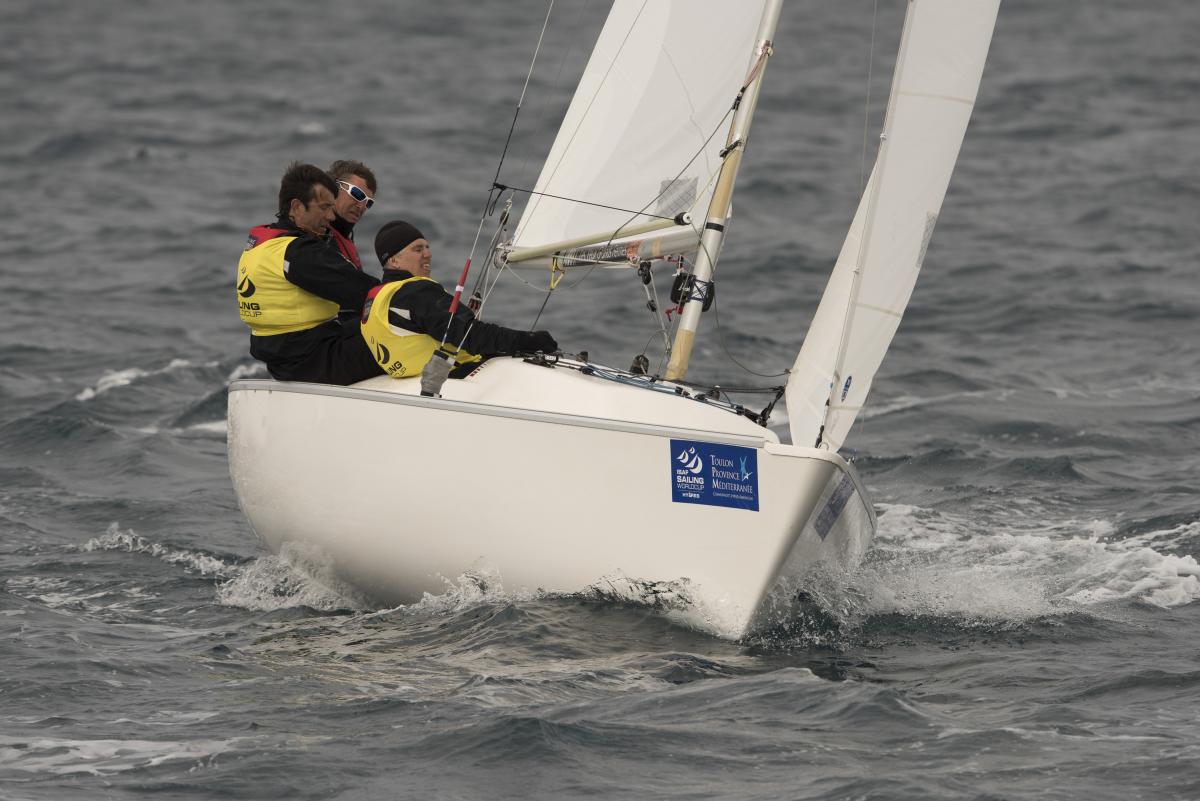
left=374, top=220, right=425, bottom=267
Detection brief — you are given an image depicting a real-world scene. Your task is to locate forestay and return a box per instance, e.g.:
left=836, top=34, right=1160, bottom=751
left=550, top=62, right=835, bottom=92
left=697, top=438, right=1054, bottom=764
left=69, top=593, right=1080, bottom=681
left=787, top=0, right=1000, bottom=451
left=510, top=0, right=769, bottom=259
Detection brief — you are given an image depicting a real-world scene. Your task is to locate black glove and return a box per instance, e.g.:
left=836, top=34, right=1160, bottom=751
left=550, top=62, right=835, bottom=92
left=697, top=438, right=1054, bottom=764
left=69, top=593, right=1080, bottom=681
left=518, top=330, right=558, bottom=353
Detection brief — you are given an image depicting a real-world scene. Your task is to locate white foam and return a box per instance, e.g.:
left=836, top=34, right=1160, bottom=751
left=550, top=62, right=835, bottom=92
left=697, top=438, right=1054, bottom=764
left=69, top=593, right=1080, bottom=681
left=215, top=543, right=371, bottom=613
left=853, top=505, right=1200, bottom=621
left=0, top=735, right=235, bottom=776
left=227, top=362, right=266, bottom=381
left=134, top=421, right=229, bottom=438
left=81, top=523, right=238, bottom=580
left=861, top=390, right=990, bottom=420
left=110, top=711, right=221, bottom=726
left=410, top=567, right=517, bottom=611
left=75, top=359, right=217, bottom=401
left=179, top=420, right=228, bottom=436
left=1123, top=520, right=1200, bottom=551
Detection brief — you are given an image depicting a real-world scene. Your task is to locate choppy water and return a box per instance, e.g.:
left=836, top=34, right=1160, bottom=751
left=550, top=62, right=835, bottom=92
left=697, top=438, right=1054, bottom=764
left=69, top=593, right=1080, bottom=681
left=2, top=1, right=1199, bottom=798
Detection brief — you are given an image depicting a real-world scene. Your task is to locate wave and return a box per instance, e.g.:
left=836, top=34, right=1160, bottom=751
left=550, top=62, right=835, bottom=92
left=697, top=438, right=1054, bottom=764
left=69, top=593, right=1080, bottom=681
left=853, top=505, right=1200, bottom=623
left=81, top=523, right=240, bottom=580
left=75, top=359, right=217, bottom=402
left=73, top=358, right=263, bottom=404
left=0, top=734, right=234, bottom=778
left=214, top=543, right=374, bottom=614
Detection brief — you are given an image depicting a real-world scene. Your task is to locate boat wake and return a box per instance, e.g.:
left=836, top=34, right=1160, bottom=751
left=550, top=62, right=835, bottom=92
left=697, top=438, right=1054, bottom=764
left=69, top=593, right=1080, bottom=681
left=850, top=505, right=1200, bottom=624
left=211, top=509, right=1200, bottom=641
left=577, top=575, right=694, bottom=612
left=215, top=543, right=374, bottom=613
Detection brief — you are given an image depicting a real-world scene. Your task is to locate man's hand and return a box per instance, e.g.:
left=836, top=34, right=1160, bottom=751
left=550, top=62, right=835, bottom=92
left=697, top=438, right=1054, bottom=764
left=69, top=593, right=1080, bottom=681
left=519, top=331, right=558, bottom=353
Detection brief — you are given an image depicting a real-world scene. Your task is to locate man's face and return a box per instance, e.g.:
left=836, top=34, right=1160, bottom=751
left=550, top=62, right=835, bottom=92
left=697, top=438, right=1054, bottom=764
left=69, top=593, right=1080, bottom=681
left=291, top=185, right=336, bottom=236
left=334, top=174, right=373, bottom=225
left=389, top=238, right=433, bottom=278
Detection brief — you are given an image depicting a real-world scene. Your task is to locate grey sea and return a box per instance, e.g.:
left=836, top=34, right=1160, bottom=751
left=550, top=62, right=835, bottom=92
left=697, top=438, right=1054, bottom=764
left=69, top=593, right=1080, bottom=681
left=2, top=1, right=1198, bottom=799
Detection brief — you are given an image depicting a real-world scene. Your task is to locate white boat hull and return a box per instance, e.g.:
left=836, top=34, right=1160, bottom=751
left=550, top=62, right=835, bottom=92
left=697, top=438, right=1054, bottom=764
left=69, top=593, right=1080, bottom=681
left=227, top=358, right=874, bottom=639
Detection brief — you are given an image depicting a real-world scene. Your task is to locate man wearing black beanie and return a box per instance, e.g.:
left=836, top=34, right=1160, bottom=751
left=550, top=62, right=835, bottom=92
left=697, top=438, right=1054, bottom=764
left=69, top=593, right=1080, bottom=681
left=360, top=220, right=558, bottom=379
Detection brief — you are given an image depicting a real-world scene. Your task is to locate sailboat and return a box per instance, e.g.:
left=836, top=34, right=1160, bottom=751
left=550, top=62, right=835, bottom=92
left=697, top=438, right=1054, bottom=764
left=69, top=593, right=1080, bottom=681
left=227, top=0, right=1000, bottom=639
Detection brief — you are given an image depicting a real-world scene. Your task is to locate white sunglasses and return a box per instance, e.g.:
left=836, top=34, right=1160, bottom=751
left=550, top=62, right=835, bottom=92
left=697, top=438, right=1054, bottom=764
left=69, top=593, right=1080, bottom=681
left=337, top=180, right=375, bottom=209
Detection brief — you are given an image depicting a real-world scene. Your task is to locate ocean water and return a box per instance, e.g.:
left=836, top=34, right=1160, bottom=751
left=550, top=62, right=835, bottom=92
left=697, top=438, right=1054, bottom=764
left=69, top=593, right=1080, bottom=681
left=2, top=1, right=1199, bottom=799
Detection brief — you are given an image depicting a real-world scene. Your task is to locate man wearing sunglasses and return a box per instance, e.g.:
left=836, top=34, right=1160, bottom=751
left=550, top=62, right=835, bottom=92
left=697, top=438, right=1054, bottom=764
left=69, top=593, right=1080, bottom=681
left=236, top=162, right=382, bottom=385
left=328, top=159, right=377, bottom=272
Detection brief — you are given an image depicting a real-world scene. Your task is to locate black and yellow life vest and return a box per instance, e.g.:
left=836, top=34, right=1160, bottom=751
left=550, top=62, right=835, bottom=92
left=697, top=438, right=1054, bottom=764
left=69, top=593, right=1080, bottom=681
left=359, top=276, right=481, bottom=378
left=237, top=228, right=340, bottom=336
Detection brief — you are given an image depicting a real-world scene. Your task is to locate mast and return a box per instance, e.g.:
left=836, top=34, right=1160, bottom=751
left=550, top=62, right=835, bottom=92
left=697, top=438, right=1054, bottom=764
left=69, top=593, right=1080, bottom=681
left=664, top=0, right=783, bottom=381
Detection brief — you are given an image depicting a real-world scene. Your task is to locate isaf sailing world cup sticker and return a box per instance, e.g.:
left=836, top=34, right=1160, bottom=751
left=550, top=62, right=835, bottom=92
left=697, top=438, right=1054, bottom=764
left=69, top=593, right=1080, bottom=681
left=670, top=439, right=759, bottom=511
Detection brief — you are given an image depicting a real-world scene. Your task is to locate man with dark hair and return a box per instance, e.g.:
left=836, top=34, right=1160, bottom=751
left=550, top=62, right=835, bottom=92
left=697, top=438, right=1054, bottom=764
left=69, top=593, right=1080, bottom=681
left=236, top=161, right=382, bottom=385
left=360, top=220, right=557, bottom=379
left=327, top=159, right=377, bottom=270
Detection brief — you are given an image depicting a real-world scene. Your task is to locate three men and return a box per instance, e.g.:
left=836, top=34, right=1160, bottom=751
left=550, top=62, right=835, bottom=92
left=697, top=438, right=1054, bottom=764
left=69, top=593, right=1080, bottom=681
left=237, top=165, right=559, bottom=386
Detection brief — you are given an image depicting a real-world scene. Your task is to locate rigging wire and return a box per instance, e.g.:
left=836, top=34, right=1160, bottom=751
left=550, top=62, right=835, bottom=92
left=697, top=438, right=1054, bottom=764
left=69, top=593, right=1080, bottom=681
left=516, top=2, right=776, bottom=384
left=527, top=102, right=732, bottom=328
left=508, top=0, right=591, bottom=196
left=528, top=103, right=734, bottom=306
left=514, top=0, right=651, bottom=243
left=489, top=0, right=557, bottom=213
left=711, top=297, right=788, bottom=379
left=860, top=0, right=879, bottom=192
left=495, top=183, right=676, bottom=222
left=447, top=0, right=557, bottom=350
left=848, top=0, right=881, bottom=445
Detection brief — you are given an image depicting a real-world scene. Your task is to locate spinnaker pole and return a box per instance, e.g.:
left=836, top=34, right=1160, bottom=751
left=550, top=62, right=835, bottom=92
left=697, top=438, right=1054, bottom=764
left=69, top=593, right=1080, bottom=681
left=665, top=0, right=783, bottom=381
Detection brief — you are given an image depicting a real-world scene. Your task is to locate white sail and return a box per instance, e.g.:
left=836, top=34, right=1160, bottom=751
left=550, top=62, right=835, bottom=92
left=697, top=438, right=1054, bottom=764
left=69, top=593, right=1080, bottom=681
left=510, top=0, right=769, bottom=257
left=787, top=0, right=1000, bottom=451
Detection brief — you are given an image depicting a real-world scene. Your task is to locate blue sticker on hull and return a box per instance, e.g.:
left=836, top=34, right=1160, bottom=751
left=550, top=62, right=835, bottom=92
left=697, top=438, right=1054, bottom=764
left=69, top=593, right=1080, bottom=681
left=814, top=474, right=856, bottom=541
left=670, top=439, right=759, bottom=511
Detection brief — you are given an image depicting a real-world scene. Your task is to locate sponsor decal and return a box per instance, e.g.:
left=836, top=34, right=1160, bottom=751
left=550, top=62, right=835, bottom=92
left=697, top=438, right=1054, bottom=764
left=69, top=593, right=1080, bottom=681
left=558, top=240, right=641, bottom=267
left=237, top=274, right=262, bottom=317
left=814, top=474, right=856, bottom=541
left=670, top=439, right=759, bottom=511
left=374, top=341, right=390, bottom=364
left=840, top=375, right=852, bottom=401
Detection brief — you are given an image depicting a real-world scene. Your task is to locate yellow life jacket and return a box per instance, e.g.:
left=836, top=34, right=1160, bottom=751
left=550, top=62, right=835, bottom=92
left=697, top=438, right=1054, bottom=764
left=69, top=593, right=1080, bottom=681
left=237, top=235, right=340, bottom=336
left=360, top=276, right=482, bottom=378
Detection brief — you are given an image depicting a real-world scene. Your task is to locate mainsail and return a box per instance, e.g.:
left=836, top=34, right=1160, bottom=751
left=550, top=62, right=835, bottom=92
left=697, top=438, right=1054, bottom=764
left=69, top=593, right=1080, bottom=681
left=509, top=0, right=769, bottom=263
left=787, top=0, right=1000, bottom=451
